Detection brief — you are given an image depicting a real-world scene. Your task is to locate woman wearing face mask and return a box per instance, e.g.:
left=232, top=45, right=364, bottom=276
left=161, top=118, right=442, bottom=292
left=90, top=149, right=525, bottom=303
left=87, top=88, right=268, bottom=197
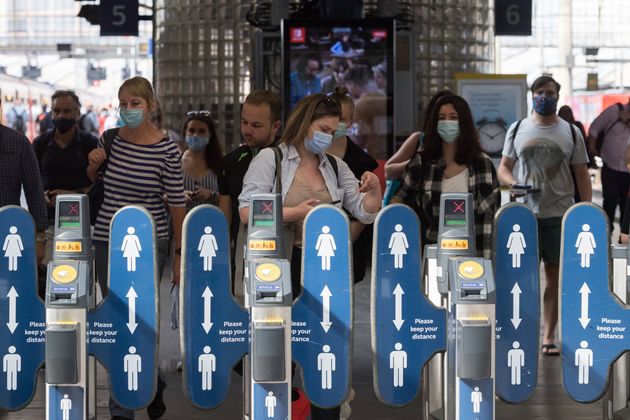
left=86, top=77, right=184, bottom=420
left=392, top=94, right=500, bottom=257
left=238, top=94, right=381, bottom=419
left=327, top=86, right=378, bottom=284
left=180, top=111, right=223, bottom=211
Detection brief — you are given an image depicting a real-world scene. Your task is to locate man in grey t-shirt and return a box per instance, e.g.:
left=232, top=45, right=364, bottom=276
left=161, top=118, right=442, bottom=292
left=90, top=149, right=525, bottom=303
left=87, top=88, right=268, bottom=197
left=498, top=75, right=591, bottom=356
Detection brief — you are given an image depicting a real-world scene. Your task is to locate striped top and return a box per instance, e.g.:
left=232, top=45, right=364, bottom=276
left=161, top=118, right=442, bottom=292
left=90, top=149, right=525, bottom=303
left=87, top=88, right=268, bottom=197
left=183, top=168, right=219, bottom=211
left=93, top=132, right=185, bottom=241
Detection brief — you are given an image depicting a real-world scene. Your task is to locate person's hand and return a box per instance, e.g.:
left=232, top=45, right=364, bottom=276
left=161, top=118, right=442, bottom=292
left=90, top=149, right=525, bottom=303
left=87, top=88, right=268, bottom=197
left=172, top=253, right=181, bottom=285
left=44, top=190, right=55, bottom=207
left=359, top=171, right=379, bottom=193
left=88, top=148, right=107, bottom=167
left=49, top=189, right=74, bottom=200
left=184, top=190, right=193, bottom=203
left=296, top=198, right=320, bottom=218
left=193, top=186, right=213, bottom=201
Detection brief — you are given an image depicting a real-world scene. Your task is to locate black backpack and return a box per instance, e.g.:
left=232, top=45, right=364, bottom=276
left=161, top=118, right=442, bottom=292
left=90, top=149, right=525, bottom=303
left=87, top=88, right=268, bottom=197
left=594, top=103, right=623, bottom=156
left=12, top=108, right=26, bottom=134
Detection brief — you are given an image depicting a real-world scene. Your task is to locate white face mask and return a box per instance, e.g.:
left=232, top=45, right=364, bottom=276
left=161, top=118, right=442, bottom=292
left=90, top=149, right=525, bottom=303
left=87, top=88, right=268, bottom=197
left=437, top=120, right=460, bottom=143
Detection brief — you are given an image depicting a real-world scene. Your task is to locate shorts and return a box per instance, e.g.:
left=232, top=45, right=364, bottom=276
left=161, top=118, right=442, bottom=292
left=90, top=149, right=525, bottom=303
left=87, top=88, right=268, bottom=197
left=537, top=217, right=562, bottom=264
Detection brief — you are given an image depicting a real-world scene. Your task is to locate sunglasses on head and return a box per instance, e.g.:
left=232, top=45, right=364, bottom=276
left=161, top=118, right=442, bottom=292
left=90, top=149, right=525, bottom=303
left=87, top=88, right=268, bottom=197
left=187, top=110, right=212, bottom=117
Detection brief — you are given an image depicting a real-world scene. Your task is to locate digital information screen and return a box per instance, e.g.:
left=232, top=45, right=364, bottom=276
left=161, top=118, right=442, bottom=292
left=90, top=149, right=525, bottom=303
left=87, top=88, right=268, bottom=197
left=443, top=199, right=467, bottom=226
left=252, top=199, right=275, bottom=228
left=58, top=200, right=81, bottom=229
left=283, top=18, right=394, bottom=159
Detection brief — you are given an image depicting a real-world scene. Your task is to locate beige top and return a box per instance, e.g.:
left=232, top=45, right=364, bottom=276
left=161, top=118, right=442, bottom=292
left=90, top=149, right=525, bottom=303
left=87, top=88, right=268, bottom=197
left=283, top=169, right=332, bottom=246
left=442, top=168, right=469, bottom=193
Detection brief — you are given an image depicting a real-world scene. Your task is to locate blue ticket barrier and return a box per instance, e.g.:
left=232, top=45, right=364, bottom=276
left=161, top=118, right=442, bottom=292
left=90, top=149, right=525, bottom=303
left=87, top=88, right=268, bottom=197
left=494, top=203, right=539, bottom=403
left=561, top=203, right=630, bottom=402
left=180, top=205, right=248, bottom=409
left=371, top=204, right=446, bottom=406
left=293, top=205, right=352, bottom=408
left=0, top=206, right=45, bottom=410
left=88, top=206, right=158, bottom=410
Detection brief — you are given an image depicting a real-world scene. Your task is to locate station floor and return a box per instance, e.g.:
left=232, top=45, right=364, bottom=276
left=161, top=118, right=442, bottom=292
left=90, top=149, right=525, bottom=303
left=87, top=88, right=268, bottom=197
left=0, top=181, right=616, bottom=419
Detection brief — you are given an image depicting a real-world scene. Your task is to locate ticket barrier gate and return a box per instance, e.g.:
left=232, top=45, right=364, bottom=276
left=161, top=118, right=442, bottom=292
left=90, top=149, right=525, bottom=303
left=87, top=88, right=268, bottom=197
left=244, top=193, right=293, bottom=419
left=180, top=200, right=353, bottom=418
left=45, top=195, right=94, bottom=419
left=560, top=203, right=630, bottom=419
left=0, top=199, right=159, bottom=418
left=373, top=195, right=540, bottom=419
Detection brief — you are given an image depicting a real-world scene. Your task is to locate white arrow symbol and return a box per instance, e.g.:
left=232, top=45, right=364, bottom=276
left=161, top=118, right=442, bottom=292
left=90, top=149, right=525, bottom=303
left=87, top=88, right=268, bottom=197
left=126, top=287, right=138, bottom=334
left=6, top=287, right=18, bottom=334
left=511, top=282, right=522, bottom=329
left=393, top=284, right=405, bottom=331
left=320, top=285, right=332, bottom=333
left=579, top=282, right=591, bottom=329
left=202, top=286, right=214, bottom=333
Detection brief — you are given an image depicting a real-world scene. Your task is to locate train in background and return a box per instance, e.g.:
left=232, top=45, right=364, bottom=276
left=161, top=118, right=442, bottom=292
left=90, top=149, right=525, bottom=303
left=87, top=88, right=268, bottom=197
left=0, top=72, right=107, bottom=140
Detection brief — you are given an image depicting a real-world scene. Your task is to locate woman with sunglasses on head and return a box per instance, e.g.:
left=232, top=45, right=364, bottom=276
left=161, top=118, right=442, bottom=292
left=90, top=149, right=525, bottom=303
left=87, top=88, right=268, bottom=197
left=238, top=93, right=381, bottom=419
left=392, top=94, right=500, bottom=258
left=87, top=76, right=184, bottom=420
left=181, top=111, right=223, bottom=211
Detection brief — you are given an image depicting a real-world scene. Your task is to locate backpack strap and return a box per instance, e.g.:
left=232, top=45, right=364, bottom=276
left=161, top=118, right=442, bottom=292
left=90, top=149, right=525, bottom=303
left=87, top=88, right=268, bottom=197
left=272, top=147, right=283, bottom=194
left=97, top=128, right=119, bottom=177
left=325, top=153, right=339, bottom=178
left=509, top=119, right=524, bottom=143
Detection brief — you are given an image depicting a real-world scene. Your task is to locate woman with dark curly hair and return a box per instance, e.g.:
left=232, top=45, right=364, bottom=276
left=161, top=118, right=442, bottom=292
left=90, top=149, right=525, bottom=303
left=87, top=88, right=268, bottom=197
left=392, top=94, right=500, bottom=257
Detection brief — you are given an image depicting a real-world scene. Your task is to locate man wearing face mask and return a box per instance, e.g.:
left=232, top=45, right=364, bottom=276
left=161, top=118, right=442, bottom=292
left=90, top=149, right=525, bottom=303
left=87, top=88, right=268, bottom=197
left=498, top=75, right=591, bottom=357
left=32, top=90, right=98, bottom=265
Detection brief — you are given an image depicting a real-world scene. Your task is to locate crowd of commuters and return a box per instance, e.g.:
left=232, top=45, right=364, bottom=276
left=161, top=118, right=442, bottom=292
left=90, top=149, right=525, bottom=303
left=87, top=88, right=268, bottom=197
left=3, top=71, right=628, bottom=419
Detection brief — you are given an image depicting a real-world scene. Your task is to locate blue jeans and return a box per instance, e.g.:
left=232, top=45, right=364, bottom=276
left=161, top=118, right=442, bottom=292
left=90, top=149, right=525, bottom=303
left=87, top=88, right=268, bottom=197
left=93, top=239, right=169, bottom=419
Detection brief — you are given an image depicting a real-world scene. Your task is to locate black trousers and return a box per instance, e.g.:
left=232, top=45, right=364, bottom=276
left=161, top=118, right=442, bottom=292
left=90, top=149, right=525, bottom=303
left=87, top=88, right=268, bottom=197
left=291, top=246, right=341, bottom=419
left=601, top=164, right=630, bottom=231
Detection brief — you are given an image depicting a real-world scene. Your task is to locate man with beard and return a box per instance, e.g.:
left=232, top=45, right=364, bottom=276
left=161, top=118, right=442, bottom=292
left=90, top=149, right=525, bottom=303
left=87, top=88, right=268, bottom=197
left=32, top=90, right=98, bottom=265
left=498, top=75, right=591, bottom=357
left=290, top=53, right=322, bottom=109
left=218, top=90, right=282, bottom=293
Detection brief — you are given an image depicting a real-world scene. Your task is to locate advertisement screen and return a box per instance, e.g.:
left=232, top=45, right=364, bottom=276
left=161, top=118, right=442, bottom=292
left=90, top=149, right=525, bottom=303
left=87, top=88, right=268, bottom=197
left=283, top=19, right=394, bottom=159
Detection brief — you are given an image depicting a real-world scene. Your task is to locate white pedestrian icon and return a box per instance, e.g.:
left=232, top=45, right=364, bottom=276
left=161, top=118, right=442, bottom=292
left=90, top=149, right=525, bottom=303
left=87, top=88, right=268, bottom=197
left=388, top=224, right=409, bottom=269
left=575, top=224, right=596, bottom=268
left=471, top=386, right=483, bottom=414
left=575, top=340, right=593, bottom=385
left=3, top=346, right=21, bottom=391
left=507, top=224, right=526, bottom=268
left=507, top=341, right=525, bottom=385
left=121, top=227, right=142, bottom=272
left=60, top=394, right=72, bottom=420
left=265, top=391, right=277, bottom=418
left=124, top=346, right=142, bottom=391
left=317, top=344, right=336, bottom=389
left=389, top=342, right=407, bottom=387
left=315, top=226, right=336, bottom=271
left=198, top=226, right=219, bottom=271
left=198, top=346, right=216, bottom=391
left=2, top=227, right=23, bottom=272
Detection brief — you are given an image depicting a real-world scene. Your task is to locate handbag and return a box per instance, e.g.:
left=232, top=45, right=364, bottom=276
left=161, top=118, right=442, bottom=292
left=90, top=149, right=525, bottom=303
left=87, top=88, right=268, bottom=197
left=88, top=128, right=118, bottom=225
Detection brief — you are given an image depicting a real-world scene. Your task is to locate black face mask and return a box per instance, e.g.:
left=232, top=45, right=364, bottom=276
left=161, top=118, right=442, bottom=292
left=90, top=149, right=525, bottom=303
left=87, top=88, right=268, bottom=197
left=53, top=117, right=76, bottom=134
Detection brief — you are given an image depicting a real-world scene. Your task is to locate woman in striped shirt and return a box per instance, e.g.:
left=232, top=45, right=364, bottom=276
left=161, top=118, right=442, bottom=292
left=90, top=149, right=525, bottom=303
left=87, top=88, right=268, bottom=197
left=87, top=76, right=184, bottom=419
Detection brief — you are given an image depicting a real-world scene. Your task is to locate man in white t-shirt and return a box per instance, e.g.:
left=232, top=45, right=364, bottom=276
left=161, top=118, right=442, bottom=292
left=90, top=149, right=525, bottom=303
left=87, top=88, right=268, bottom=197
left=498, top=75, right=591, bottom=356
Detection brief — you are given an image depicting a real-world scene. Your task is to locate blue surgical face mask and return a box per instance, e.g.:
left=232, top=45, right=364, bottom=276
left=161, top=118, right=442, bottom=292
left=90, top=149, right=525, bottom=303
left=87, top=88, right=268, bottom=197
left=119, top=108, right=145, bottom=128
left=333, top=122, right=348, bottom=139
left=304, top=130, right=333, bottom=154
left=532, top=94, right=558, bottom=116
left=437, top=120, right=460, bottom=143
left=185, top=135, right=210, bottom=151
